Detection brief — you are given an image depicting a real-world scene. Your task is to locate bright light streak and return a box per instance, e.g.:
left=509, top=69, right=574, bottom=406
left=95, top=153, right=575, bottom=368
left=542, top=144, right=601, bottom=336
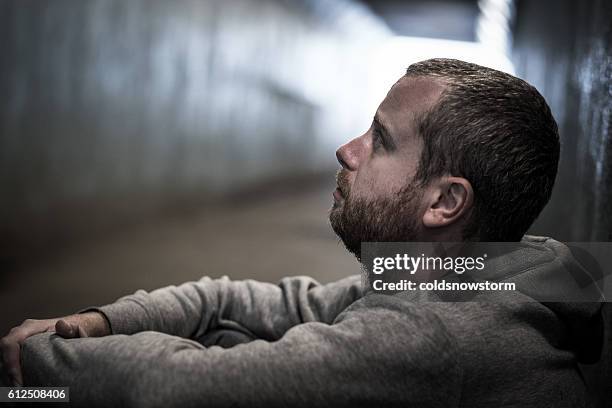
left=365, top=36, right=516, bottom=114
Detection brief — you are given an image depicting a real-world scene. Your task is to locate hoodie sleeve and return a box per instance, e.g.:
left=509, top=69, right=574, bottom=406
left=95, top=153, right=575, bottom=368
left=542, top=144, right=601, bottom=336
left=91, top=275, right=362, bottom=341
left=22, top=295, right=462, bottom=408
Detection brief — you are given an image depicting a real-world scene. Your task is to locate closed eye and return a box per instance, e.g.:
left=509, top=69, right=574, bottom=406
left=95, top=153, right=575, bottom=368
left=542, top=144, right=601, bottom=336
left=372, top=127, right=385, bottom=152
left=371, top=116, right=396, bottom=152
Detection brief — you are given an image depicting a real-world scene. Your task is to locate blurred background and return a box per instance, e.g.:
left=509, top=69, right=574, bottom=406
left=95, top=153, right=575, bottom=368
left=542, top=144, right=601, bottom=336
left=0, top=0, right=610, bottom=341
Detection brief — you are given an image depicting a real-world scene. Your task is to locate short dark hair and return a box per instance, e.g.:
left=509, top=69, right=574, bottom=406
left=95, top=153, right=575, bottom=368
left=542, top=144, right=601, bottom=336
left=406, top=58, right=560, bottom=241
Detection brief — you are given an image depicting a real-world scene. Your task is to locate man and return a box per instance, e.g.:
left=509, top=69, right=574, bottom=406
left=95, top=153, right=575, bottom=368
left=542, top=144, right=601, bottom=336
left=0, top=59, right=603, bottom=407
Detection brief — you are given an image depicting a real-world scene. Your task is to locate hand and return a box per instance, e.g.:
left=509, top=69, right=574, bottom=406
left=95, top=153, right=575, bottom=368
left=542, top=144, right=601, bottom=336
left=0, top=312, right=110, bottom=386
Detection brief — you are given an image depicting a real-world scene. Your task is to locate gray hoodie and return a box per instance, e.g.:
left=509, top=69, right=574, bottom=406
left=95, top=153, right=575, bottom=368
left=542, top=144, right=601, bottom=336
left=21, top=236, right=604, bottom=407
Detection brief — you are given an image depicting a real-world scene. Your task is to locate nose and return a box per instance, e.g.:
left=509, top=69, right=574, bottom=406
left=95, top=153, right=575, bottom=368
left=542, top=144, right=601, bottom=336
left=336, top=137, right=361, bottom=171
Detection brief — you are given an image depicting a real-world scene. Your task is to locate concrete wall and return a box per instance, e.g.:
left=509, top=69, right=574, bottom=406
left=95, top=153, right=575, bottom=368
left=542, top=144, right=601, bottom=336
left=0, top=0, right=387, bottom=256
left=513, top=0, right=612, bottom=241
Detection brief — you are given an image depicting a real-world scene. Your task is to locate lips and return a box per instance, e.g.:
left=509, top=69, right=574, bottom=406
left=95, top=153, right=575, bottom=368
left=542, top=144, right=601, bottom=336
left=335, top=170, right=350, bottom=200
left=333, top=188, right=344, bottom=201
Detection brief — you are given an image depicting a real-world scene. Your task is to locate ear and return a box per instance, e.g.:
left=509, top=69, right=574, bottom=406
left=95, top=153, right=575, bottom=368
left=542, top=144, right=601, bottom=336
left=422, top=176, right=474, bottom=228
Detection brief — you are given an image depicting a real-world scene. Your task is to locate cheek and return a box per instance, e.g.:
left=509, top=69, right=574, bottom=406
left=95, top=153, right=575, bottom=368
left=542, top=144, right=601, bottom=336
left=352, top=158, right=412, bottom=199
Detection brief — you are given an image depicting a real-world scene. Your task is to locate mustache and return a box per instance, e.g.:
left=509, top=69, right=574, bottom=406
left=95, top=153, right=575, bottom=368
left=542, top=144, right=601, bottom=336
left=336, top=169, right=350, bottom=198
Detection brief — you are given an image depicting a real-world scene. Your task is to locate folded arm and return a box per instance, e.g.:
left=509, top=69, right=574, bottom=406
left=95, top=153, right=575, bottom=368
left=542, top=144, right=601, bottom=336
left=95, top=275, right=363, bottom=341
left=22, top=295, right=461, bottom=408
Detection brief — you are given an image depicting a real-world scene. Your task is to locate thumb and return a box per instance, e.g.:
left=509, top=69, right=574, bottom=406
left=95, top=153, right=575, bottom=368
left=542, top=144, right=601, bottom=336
left=77, top=324, right=90, bottom=338
left=55, top=319, right=79, bottom=338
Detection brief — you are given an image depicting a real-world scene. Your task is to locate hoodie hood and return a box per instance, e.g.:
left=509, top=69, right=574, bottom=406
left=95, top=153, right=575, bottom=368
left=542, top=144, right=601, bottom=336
left=390, top=236, right=606, bottom=364
left=468, top=235, right=604, bottom=364
left=513, top=236, right=604, bottom=364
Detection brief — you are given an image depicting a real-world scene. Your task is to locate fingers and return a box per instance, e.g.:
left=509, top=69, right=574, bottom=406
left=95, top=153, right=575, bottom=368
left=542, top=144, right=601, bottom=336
left=0, top=334, right=22, bottom=386
left=0, top=327, right=28, bottom=387
left=1, top=319, right=58, bottom=386
left=1, top=314, right=104, bottom=386
left=2, top=342, right=23, bottom=386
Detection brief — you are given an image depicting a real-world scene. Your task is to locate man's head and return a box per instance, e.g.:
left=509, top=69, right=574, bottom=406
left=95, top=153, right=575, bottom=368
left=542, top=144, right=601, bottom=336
left=330, top=58, right=560, bottom=259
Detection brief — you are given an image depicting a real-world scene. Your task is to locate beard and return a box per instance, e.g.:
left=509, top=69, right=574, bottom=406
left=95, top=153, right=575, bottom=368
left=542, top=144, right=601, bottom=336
left=329, top=170, right=423, bottom=260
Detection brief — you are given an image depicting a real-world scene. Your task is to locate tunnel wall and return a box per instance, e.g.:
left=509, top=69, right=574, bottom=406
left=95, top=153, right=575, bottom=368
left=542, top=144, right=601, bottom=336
left=512, top=0, right=612, bottom=241
left=513, top=2, right=612, bottom=404
left=0, top=0, right=387, bottom=256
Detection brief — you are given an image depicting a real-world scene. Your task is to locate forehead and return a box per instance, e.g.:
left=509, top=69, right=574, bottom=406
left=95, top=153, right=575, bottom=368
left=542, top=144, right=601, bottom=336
left=377, top=76, right=447, bottom=140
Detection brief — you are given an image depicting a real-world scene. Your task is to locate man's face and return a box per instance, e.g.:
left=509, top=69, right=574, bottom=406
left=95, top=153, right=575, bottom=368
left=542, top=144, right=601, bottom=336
left=329, top=76, right=446, bottom=258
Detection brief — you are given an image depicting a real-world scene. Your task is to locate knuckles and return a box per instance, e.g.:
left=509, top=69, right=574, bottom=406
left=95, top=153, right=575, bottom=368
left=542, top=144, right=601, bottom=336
left=1, top=318, right=51, bottom=356
left=1, top=318, right=54, bottom=349
left=7, top=327, right=21, bottom=338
